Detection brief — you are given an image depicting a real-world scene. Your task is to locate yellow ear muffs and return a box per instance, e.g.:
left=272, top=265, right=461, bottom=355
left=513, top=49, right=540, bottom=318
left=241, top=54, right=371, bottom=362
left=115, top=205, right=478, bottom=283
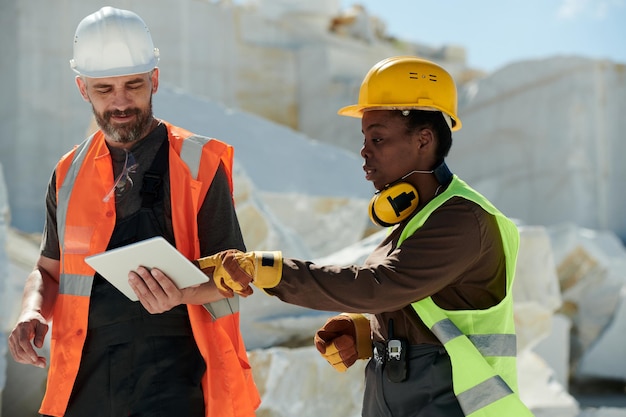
left=368, top=182, right=419, bottom=227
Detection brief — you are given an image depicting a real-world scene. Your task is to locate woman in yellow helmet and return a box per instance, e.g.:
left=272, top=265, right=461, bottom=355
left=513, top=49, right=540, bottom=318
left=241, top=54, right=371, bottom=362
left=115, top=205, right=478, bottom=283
left=200, top=56, right=532, bottom=417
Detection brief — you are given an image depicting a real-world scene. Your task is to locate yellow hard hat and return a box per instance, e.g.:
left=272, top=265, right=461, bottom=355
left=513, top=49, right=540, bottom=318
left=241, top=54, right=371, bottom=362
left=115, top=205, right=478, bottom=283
left=338, top=56, right=461, bottom=131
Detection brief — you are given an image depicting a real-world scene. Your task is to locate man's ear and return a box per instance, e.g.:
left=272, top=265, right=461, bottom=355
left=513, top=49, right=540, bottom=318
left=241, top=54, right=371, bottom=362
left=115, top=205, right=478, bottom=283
left=75, top=76, right=90, bottom=102
left=151, top=68, right=159, bottom=94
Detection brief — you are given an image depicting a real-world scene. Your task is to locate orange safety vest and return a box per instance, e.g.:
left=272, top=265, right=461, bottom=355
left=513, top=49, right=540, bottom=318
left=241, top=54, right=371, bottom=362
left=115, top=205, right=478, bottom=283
left=40, top=121, right=260, bottom=416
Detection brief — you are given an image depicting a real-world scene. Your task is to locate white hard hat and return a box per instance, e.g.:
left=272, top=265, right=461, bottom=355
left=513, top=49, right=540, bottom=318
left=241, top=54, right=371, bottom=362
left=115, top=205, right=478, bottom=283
left=70, top=7, right=160, bottom=78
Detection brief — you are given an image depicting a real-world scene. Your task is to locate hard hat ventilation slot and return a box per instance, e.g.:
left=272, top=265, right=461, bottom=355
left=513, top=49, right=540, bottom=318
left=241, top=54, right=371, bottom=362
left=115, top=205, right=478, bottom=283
left=408, top=72, right=438, bottom=82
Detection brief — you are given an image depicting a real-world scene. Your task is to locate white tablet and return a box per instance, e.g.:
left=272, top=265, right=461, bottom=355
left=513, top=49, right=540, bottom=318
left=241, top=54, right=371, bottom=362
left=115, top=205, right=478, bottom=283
left=84, top=236, right=209, bottom=301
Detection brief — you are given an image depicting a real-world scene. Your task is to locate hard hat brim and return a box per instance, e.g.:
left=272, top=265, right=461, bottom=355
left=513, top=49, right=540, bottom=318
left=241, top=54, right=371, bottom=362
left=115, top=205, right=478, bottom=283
left=337, top=104, right=363, bottom=118
left=70, top=58, right=159, bottom=78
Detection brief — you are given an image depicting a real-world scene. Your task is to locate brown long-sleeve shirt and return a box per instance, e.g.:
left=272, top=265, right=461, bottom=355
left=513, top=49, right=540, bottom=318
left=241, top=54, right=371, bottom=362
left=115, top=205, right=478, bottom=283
left=266, top=196, right=507, bottom=346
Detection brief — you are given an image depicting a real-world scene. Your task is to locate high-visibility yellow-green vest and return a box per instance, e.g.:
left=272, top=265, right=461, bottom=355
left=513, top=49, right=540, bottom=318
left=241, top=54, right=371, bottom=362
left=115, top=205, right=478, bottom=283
left=397, top=176, right=534, bottom=417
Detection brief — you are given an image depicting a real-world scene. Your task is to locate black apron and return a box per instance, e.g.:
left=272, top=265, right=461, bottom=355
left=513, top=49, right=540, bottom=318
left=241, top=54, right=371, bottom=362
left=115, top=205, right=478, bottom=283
left=60, top=139, right=206, bottom=417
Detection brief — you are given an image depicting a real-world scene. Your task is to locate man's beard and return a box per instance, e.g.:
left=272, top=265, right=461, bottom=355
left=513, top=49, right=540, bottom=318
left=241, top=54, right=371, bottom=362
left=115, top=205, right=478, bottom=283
left=94, top=100, right=154, bottom=144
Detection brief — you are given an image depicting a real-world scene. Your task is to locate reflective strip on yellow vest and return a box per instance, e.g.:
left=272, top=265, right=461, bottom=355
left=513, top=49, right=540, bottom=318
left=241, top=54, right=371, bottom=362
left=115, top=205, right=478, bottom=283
left=41, top=123, right=259, bottom=417
left=397, top=176, right=534, bottom=417
left=431, top=319, right=517, bottom=357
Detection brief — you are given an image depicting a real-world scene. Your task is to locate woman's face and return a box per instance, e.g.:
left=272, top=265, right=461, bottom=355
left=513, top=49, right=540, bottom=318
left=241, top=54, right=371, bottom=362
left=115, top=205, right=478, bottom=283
left=360, top=110, right=422, bottom=190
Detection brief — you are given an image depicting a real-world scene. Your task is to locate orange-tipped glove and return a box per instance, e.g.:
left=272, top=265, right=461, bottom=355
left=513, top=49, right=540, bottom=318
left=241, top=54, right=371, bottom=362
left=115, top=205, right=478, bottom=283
left=314, top=313, right=373, bottom=372
left=195, top=249, right=282, bottom=297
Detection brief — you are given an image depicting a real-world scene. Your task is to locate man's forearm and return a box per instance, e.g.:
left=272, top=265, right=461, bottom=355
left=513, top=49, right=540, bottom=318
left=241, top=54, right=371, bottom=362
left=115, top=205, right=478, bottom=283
left=21, top=260, right=60, bottom=321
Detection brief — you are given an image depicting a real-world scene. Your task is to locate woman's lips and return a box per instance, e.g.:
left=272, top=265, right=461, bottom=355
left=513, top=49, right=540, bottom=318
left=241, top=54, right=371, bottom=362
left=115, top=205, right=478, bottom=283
left=363, top=166, right=374, bottom=181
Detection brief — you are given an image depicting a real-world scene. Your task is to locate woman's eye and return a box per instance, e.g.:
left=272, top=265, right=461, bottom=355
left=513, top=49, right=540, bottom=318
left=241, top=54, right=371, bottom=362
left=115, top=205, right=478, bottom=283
left=363, top=137, right=383, bottom=146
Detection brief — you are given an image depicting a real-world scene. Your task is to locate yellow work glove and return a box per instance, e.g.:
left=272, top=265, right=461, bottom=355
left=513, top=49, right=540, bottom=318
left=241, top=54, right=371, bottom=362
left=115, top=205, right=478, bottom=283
left=195, top=250, right=282, bottom=297
left=314, top=313, right=373, bottom=372
left=194, top=251, right=253, bottom=297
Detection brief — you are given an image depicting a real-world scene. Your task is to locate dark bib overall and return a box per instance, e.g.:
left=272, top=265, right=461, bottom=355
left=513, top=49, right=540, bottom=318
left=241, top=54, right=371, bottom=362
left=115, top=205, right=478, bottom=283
left=62, top=140, right=206, bottom=417
left=363, top=343, right=464, bottom=417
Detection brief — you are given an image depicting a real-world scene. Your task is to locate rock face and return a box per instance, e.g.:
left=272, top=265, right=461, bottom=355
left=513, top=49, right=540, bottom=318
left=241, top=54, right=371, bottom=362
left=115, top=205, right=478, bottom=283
left=548, top=224, right=626, bottom=382
left=451, top=57, right=626, bottom=241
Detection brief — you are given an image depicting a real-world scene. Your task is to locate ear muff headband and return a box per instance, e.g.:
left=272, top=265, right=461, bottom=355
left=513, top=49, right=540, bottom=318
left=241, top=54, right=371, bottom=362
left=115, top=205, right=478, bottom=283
left=368, top=182, right=419, bottom=227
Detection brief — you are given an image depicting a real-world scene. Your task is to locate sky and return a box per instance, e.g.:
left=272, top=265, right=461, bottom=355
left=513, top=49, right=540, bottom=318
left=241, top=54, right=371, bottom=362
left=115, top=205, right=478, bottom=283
left=339, top=0, right=626, bottom=72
